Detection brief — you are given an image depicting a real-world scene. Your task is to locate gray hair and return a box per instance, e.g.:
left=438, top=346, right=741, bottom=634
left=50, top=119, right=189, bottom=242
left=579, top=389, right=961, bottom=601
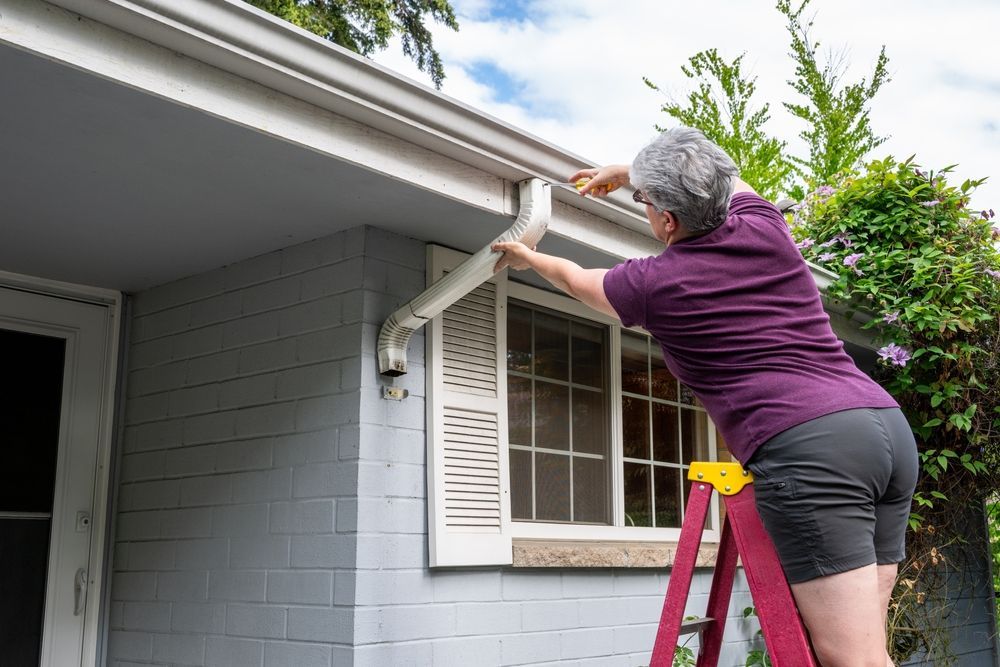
left=630, top=127, right=738, bottom=234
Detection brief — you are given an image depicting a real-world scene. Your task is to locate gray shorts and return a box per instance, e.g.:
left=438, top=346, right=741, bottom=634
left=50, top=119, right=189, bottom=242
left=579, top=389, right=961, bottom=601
left=746, top=407, right=918, bottom=584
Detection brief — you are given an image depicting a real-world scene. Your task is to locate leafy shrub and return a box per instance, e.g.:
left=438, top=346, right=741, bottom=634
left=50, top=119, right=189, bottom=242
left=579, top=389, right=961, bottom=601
left=789, top=156, right=1000, bottom=664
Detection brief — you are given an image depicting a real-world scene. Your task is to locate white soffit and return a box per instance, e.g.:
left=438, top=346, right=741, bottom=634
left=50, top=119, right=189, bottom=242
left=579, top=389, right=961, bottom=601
left=0, top=0, right=659, bottom=291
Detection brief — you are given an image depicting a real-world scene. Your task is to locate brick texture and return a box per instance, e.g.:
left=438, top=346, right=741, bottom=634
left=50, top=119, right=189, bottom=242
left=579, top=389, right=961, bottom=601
left=111, top=227, right=369, bottom=664
left=110, top=226, right=768, bottom=666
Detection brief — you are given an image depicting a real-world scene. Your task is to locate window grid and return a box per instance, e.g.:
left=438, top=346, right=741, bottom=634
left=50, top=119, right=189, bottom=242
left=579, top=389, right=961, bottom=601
left=507, top=301, right=610, bottom=525
left=620, top=334, right=709, bottom=528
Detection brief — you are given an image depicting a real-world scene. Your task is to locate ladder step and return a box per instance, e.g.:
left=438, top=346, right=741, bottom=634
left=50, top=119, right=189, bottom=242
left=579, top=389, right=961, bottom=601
left=679, top=616, right=714, bottom=635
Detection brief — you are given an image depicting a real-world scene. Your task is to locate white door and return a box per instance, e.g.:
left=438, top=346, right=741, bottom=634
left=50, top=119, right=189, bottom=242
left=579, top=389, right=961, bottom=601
left=0, top=283, right=118, bottom=667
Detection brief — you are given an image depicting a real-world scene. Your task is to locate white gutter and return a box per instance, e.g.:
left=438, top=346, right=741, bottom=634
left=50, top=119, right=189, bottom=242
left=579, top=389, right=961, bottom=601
left=378, top=178, right=551, bottom=376
left=42, top=0, right=647, bottom=235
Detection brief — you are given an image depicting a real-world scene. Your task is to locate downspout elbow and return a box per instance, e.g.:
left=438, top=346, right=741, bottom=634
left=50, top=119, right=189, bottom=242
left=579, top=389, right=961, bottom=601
left=377, top=178, right=551, bottom=376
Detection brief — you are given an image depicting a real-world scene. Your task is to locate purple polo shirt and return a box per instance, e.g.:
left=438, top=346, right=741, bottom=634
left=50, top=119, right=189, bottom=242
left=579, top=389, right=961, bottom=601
left=603, top=192, right=897, bottom=464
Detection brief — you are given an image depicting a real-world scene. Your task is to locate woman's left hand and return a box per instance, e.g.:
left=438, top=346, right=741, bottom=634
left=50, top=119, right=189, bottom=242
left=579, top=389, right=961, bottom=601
left=492, top=241, right=535, bottom=272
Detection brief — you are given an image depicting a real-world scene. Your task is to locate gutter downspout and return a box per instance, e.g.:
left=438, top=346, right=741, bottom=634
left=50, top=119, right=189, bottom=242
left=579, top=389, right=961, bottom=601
left=377, top=178, right=551, bottom=376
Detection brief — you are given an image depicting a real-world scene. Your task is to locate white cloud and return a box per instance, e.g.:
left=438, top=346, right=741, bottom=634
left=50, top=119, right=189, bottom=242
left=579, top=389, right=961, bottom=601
left=374, top=0, right=1000, bottom=209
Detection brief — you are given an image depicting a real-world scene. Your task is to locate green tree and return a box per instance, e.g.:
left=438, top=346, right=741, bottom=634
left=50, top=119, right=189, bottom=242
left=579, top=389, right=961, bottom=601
left=644, top=49, right=793, bottom=201
left=648, top=1, right=890, bottom=199
left=778, top=0, right=891, bottom=187
left=244, top=0, right=458, bottom=88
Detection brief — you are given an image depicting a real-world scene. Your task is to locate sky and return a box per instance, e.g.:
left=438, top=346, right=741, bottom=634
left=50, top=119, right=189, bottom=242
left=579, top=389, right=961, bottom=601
left=371, top=0, right=999, bottom=211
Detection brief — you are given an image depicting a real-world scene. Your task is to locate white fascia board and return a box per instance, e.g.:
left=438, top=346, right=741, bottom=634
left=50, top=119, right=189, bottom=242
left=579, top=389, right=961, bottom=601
left=30, top=0, right=647, bottom=236
left=549, top=199, right=663, bottom=261
left=2, top=0, right=510, bottom=215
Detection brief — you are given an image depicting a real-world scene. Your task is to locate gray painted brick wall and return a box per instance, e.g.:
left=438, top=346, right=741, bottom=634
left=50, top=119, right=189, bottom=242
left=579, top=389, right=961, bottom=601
left=109, top=227, right=369, bottom=667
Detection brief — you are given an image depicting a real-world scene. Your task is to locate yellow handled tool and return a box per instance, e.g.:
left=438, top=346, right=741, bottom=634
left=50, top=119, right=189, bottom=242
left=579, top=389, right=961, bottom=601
left=550, top=178, right=615, bottom=194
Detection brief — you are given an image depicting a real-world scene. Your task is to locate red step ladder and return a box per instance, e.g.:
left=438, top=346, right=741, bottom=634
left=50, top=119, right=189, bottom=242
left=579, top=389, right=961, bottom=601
left=649, top=462, right=818, bottom=667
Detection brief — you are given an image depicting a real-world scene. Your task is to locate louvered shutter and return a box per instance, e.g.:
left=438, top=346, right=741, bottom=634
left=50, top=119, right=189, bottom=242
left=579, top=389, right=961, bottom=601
left=426, top=246, right=512, bottom=566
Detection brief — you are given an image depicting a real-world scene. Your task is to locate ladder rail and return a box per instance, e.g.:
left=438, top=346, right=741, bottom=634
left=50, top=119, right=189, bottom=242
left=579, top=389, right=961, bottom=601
left=649, top=481, right=714, bottom=666
left=649, top=463, right=819, bottom=667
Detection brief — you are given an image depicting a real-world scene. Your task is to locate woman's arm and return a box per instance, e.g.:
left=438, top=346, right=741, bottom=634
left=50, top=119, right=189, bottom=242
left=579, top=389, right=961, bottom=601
left=491, top=242, right=619, bottom=320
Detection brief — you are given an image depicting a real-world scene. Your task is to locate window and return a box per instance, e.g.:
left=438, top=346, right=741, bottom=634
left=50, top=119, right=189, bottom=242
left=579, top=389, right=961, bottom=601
left=505, top=292, right=717, bottom=538
left=424, top=245, right=720, bottom=567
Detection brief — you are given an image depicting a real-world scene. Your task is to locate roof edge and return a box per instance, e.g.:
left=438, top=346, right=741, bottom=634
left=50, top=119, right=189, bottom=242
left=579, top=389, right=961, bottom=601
left=45, top=0, right=648, bottom=232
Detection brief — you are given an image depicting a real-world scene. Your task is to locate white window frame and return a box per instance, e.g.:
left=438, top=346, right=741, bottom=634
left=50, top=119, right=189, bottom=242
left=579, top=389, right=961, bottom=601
left=506, top=279, right=721, bottom=544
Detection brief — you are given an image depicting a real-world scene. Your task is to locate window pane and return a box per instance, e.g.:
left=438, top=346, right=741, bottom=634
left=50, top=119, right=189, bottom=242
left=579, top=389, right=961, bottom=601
left=621, top=395, right=649, bottom=460
left=573, top=457, right=608, bottom=523
left=623, top=462, right=651, bottom=527
left=620, top=331, right=649, bottom=395
left=507, top=300, right=612, bottom=527
left=679, top=383, right=699, bottom=405
left=681, top=409, right=711, bottom=465
left=508, top=376, right=532, bottom=446
left=0, top=330, right=65, bottom=512
left=535, top=382, right=569, bottom=451
left=510, top=449, right=532, bottom=520
left=652, top=403, right=680, bottom=463
left=653, top=466, right=682, bottom=527
left=572, top=388, right=605, bottom=455
left=534, top=312, right=568, bottom=381
left=571, top=322, right=604, bottom=387
left=650, top=348, right=678, bottom=401
left=536, top=453, right=570, bottom=521
left=507, top=304, right=533, bottom=373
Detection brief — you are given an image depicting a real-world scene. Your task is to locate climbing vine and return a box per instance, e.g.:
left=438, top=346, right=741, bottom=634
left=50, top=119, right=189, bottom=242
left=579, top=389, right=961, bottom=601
left=788, top=156, right=1000, bottom=664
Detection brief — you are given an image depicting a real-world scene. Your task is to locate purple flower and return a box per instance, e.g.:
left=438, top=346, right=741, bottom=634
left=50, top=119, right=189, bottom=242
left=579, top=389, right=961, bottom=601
left=877, top=343, right=911, bottom=367
left=819, top=239, right=837, bottom=248
left=921, top=200, right=940, bottom=208
left=814, top=185, right=835, bottom=197
left=833, top=233, right=854, bottom=247
left=983, top=209, right=996, bottom=220
left=796, top=238, right=815, bottom=249
left=986, top=269, right=1000, bottom=280
left=843, top=253, right=864, bottom=267
left=818, top=252, right=837, bottom=262
left=883, top=311, right=901, bottom=325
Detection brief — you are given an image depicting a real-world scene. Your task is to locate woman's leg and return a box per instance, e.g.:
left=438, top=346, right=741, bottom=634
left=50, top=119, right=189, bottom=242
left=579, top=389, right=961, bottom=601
left=791, top=563, right=894, bottom=667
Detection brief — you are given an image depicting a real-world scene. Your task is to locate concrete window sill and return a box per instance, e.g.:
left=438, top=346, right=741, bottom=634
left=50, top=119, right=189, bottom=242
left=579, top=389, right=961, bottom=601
left=512, top=539, right=720, bottom=568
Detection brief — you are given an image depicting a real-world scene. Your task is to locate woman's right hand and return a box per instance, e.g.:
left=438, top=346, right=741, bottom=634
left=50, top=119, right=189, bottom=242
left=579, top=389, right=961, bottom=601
left=569, top=164, right=631, bottom=198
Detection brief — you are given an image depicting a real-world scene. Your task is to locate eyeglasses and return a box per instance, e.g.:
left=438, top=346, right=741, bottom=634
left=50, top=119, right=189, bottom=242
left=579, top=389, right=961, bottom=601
left=632, top=189, right=656, bottom=207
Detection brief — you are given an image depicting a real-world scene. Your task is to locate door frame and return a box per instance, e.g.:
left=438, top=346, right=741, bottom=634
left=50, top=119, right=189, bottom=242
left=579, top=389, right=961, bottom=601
left=0, top=269, right=122, bottom=667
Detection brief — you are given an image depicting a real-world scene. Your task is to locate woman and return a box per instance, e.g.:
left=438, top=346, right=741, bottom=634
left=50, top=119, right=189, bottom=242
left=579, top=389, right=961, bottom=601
left=492, top=127, right=917, bottom=667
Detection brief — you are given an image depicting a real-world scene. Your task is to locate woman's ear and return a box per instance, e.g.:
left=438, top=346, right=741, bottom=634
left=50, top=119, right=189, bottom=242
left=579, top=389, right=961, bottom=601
left=662, top=210, right=678, bottom=231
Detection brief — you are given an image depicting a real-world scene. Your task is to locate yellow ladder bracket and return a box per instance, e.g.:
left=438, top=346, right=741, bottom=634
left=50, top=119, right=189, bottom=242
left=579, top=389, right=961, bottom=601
left=687, top=462, right=753, bottom=496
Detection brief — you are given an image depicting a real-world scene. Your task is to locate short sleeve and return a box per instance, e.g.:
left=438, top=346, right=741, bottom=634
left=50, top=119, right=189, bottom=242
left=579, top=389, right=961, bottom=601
left=603, top=258, right=650, bottom=328
left=728, top=192, right=787, bottom=229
